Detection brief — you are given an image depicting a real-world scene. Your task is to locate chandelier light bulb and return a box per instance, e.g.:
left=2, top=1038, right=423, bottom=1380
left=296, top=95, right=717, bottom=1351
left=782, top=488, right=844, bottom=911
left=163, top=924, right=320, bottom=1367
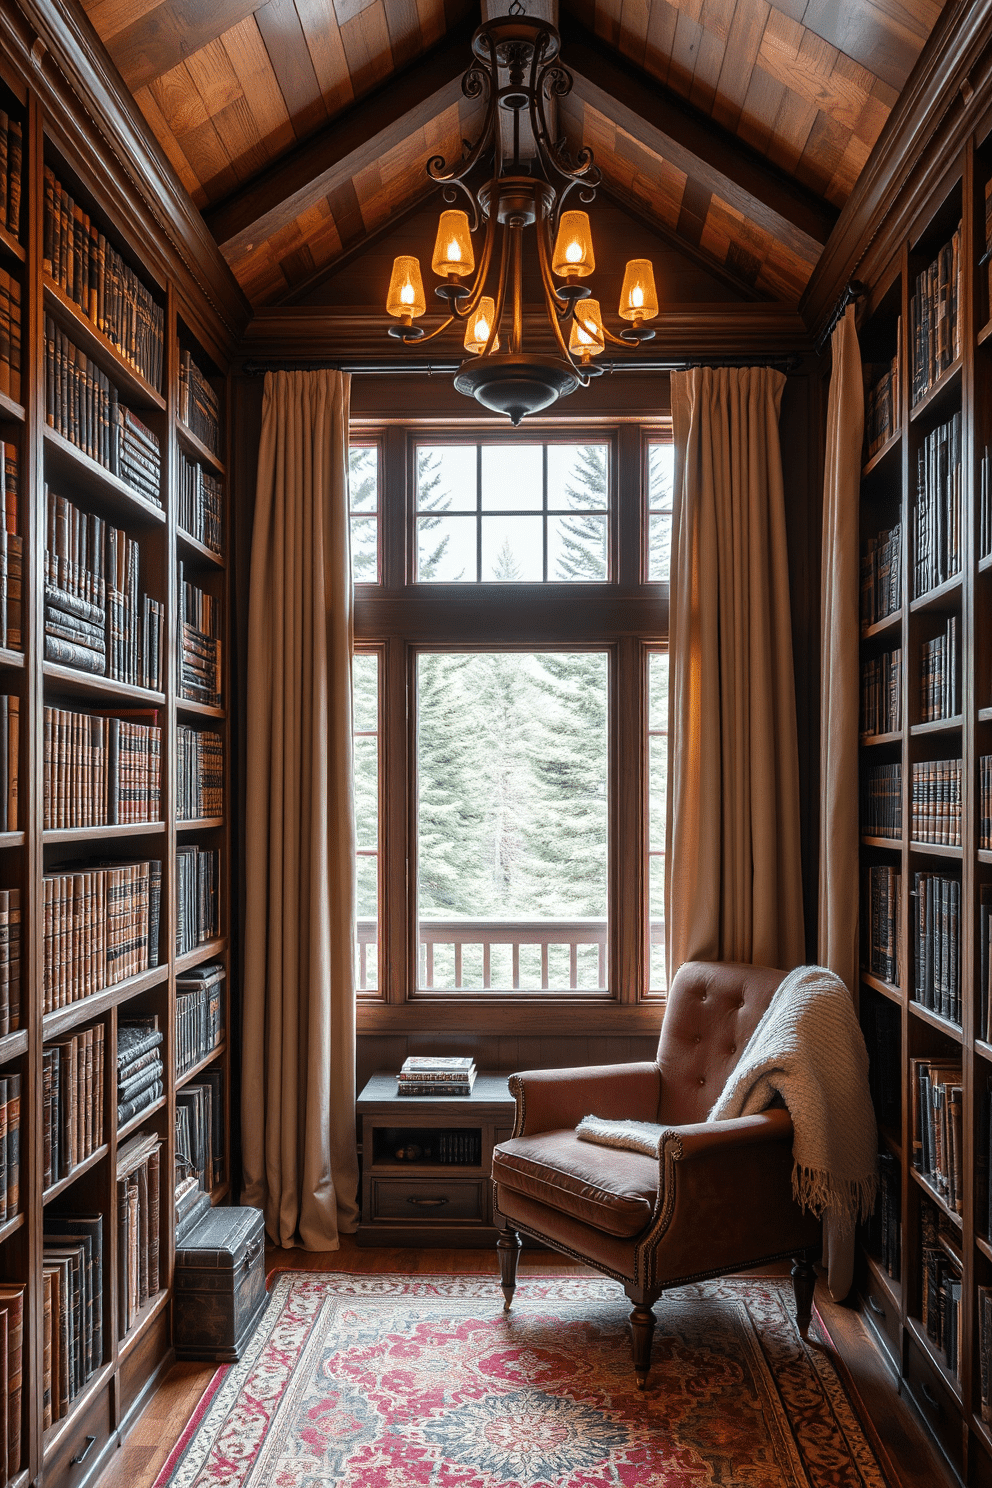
left=568, top=298, right=605, bottom=360
left=432, top=210, right=475, bottom=278
left=464, top=296, right=500, bottom=354
left=619, top=259, right=658, bottom=321
left=552, top=211, right=595, bottom=278
left=387, top=256, right=426, bottom=319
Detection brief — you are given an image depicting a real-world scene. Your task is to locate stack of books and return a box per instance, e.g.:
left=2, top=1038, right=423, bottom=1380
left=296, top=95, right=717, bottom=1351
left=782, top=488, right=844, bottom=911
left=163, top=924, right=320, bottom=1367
left=175, top=1075, right=223, bottom=1241
left=0, top=269, right=21, bottom=403
left=913, top=871, right=961, bottom=1023
left=175, top=963, right=224, bottom=1076
left=921, top=1198, right=962, bottom=1378
left=175, top=845, right=219, bottom=955
left=0, top=1074, right=20, bottom=1222
left=44, top=707, right=161, bottom=828
left=116, top=1020, right=163, bottom=1128
left=860, top=522, right=901, bottom=628
left=1, top=440, right=21, bottom=652
left=176, top=726, right=222, bottom=819
left=0, top=1280, right=23, bottom=1474
left=913, top=410, right=962, bottom=597
left=911, top=759, right=962, bottom=846
left=863, top=334, right=901, bottom=458
left=43, top=1213, right=101, bottom=1423
left=42, top=859, right=162, bottom=1012
left=178, top=348, right=221, bottom=456
left=0, top=890, right=20, bottom=1035
left=42, top=1025, right=105, bottom=1187
left=910, top=227, right=962, bottom=406
left=116, top=1131, right=160, bottom=1337
left=0, top=111, right=23, bottom=240
left=114, top=406, right=161, bottom=507
left=178, top=565, right=221, bottom=706
left=920, top=616, right=958, bottom=720
left=178, top=447, right=222, bottom=552
left=397, top=1056, right=477, bottom=1096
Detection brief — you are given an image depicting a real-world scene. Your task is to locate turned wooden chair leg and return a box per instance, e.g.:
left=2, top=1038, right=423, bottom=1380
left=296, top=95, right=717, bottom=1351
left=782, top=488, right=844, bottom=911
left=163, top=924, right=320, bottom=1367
left=791, top=1254, right=816, bottom=1337
left=624, top=1291, right=658, bottom=1389
left=497, top=1225, right=522, bottom=1311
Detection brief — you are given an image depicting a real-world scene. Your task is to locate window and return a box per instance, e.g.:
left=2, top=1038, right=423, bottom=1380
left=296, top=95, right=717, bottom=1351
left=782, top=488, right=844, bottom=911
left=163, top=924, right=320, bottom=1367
left=351, top=425, right=669, bottom=1018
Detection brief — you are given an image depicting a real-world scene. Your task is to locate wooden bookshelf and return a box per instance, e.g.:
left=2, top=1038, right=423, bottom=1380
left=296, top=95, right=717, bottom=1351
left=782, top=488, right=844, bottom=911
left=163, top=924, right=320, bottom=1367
left=855, top=130, right=992, bottom=1479
left=0, top=43, right=236, bottom=1488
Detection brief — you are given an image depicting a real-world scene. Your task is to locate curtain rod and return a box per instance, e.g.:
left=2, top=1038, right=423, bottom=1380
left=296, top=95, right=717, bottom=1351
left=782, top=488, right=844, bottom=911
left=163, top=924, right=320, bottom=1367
left=242, top=355, right=804, bottom=376
left=815, top=280, right=865, bottom=356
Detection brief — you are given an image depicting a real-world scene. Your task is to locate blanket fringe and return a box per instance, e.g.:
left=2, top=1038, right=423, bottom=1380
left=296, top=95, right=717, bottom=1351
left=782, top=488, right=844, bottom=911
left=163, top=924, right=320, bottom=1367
left=792, top=1165, right=877, bottom=1231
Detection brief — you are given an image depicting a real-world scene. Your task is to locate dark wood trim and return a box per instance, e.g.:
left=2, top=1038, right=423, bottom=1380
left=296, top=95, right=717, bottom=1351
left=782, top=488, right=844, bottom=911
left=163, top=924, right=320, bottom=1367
left=560, top=18, right=835, bottom=259
left=203, top=21, right=477, bottom=258
left=357, top=998, right=666, bottom=1035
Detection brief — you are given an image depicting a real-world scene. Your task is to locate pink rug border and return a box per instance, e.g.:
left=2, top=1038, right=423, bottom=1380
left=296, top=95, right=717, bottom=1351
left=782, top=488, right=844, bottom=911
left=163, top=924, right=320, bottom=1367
left=151, top=1366, right=227, bottom=1488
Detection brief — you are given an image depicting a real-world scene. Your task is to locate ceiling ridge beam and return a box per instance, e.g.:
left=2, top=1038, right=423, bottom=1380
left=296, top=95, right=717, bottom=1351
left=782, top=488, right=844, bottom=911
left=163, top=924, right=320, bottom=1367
left=559, top=17, right=836, bottom=260
left=204, top=18, right=478, bottom=258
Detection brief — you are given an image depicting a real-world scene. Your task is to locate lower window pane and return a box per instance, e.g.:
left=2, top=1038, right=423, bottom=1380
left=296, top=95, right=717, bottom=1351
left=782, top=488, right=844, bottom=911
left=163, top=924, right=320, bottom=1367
left=417, top=651, right=609, bottom=991
left=356, top=854, right=378, bottom=992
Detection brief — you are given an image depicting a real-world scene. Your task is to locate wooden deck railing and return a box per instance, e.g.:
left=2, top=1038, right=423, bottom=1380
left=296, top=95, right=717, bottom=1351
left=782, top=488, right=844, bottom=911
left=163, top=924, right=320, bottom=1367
left=356, top=916, right=666, bottom=991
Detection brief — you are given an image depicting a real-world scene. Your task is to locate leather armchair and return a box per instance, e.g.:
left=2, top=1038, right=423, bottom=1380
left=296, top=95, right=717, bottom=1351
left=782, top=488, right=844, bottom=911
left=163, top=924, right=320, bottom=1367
left=491, top=960, right=822, bottom=1386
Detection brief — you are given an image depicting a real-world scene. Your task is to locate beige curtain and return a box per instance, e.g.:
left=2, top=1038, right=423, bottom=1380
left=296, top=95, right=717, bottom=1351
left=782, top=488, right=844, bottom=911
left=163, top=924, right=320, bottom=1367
left=242, top=368, right=360, bottom=1250
left=666, top=366, right=805, bottom=979
left=818, top=306, right=864, bottom=995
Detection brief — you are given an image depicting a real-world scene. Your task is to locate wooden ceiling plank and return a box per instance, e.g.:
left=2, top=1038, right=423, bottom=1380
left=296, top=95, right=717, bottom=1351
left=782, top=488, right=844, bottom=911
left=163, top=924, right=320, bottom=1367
left=677, top=177, right=713, bottom=247
left=617, top=0, right=651, bottom=68
left=132, top=82, right=203, bottom=200
left=176, top=115, right=242, bottom=201
left=644, top=0, right=678, bottom=85
left=203, top=20, right=474, bottom=254
left=735, top=60, right=786, bottom=156
left=82, top=0, right=161, bottom=45
left=255, top=0, right=329, bottom=140
left=148, top=59, right=212, bottom=139
left=209, top=96, right=275, bottom=187
left=384, top=0, right=427, bottom=72
left=757, top=14, right=872, bottom=132
left=687, top=22, right=727, bottom=116
left=99, top=0, right=265, bottom=92
left=799, top=0, right=939, bottom=91
left=221, top=18, right=297, bottom=160
left=327, top=178, right=368, bottom=251
left=182, top=36, right=244, bottom=118
left=293, top=0, right=354, bottom=117
left=594, top=0, right=621, bottom=49
left=711, top=0, right=771, bottom=133
left=762, top=84, right=818, bottom=176
left=827, top=131, right=872, bottom=203
left=415, top=0, right=447, bottom=50
left=561, top=19, right=836, bottom=254
left=668, top=9, right=705, bottom=94
left=852, top=76, right=897, bottom=149
left=794, top=108, right=850, bottom=201
left=340, top=3, right=396, bottom=98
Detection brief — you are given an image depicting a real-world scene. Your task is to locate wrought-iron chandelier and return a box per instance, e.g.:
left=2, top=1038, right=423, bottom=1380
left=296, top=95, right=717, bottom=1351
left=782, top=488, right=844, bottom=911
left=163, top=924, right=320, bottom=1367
left=385, top=2, right=659, bottom=424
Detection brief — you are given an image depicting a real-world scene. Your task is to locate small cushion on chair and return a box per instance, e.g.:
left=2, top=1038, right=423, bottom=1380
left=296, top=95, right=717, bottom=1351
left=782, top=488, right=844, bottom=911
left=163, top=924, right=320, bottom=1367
left=493, top=1130, right=658, bottom=1238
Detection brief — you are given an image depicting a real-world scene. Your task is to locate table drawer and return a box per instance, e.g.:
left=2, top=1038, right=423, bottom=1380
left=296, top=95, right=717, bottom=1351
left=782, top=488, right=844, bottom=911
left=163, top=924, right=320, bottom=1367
left=371, top=1177, right=485, bottom=1222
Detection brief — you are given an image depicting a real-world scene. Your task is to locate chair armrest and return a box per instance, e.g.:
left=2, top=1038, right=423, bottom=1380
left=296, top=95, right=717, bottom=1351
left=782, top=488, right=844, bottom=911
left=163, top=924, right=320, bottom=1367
left=666, top=1108, right=795, bottom=1160
left=508, top=1062, right=661, bottom=1137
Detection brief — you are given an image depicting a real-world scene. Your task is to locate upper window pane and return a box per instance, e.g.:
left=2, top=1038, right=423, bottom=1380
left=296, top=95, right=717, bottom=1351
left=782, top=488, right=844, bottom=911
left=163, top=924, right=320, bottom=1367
left=349, top=445, right=379, bottom=584
left=647, top=442, right=674, bottom=582
left=415, top=442, right=609, bottom=582
left=416, top=651, right=609, bottom=991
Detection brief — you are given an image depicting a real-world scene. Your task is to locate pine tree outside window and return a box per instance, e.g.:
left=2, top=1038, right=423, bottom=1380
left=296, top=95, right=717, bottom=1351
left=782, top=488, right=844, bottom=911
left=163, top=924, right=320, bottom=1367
left=350, top=426, right=671, bottom=1020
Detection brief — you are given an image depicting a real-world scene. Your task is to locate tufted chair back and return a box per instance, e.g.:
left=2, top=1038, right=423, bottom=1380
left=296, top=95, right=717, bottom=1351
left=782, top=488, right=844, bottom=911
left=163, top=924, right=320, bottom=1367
left=654, top=960, right=785, bottom=1125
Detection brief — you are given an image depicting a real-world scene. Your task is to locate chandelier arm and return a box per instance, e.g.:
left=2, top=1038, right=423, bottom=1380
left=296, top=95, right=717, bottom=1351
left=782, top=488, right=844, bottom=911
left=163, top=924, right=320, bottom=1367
left=602, top=324, right=633, bottom=347
left=407, top=314, right=458, bottom=346
left=536, top=217, right=583, bottom=368
left=451, top=208, right=499, bottom=321
left=428, top=40, right=498, bottom=188
left=489, top=219, right=513, bottom=352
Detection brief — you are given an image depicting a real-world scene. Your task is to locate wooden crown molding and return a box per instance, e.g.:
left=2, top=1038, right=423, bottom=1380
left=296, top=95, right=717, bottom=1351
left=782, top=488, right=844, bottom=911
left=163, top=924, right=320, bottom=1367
left=802, top=0, right=992, bottom=337
left=1, top=0, right=251, bottom=354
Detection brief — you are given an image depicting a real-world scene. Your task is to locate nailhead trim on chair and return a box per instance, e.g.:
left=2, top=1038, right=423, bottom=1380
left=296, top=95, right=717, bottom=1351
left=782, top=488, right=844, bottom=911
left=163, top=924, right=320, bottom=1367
left=508, top=1074, right=526, bottom=1138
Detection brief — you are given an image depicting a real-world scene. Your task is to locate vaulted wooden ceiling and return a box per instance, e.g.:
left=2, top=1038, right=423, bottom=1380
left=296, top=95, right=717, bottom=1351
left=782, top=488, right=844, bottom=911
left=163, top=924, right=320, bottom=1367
left=80, top=0, right=946, bottom=309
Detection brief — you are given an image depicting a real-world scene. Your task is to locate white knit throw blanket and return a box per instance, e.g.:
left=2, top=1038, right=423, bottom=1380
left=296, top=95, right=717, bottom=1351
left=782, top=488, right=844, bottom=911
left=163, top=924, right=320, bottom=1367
left=708, top=964, right=878, bottom=1300
left=576, top=966, right=878, bottom=1301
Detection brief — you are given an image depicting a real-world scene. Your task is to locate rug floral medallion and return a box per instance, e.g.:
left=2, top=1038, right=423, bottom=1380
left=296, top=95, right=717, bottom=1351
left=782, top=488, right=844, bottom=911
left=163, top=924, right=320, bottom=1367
left=156, top=1273, right=888, bottom=1488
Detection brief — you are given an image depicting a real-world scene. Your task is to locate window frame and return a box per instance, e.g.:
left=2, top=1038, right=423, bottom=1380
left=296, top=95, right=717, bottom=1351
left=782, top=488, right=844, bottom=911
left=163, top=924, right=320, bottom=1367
left=352, top=420, right=670, bottom=1033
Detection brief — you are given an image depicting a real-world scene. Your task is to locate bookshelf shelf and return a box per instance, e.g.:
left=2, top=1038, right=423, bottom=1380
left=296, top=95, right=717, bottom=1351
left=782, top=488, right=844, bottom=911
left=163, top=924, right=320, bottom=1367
left=177, top=1042, right=226, bottom=1089
left=43, top=425, right=166, bottom=528
left=43, top=662, right=165, bottom=708
left=0, top=831, right=24, bottom=848
left=177, top=527, right=225, bottom=568
left=861, top=429, right=902, bottom=479
left=0, top=1212, right=24, bottom=1246
left=909, top=572, right=963, bottom=613
left=0, top=649, right=24, bottom=670
left=861, top=609, right=902, bottom=640
left=177, top=698, right=225, bottom=720
left=978, top=316, right=992, bottom=347
left=910, top=715, right=963, bottom=735
left=978, top=849, right=992, bottom=865
left=860, top=834, right=901, bottom=850
left=977, top=1234, right=992, bottom=1263
left=117, top=1287, right=169, bottom=1360
left=175, top=937, right=227, bottom=975
left=910, top=1166, right=963, bottom=1228
left=42, top=821, right=165, bottom=844
left=117, top=1093, right=167, bottom=1141
left=176, top=817, right=223, bottom=832
left=908, top=840, right=963, bottom=858
left=909, top=356, right=963, bottom=423
left=0, top=1030, right=28, bottom=1064
left=908, top=999, right=963, bottom=1039
left=865, top=1251, right=902, bottom=1312
left=906, top=1315, right=964, bottom=1402
left=42, top=965, right=169, bottom=1041
left=860, top=970, right=903, bottom=1004
left=860, top=730, right=903, bottom=747
left=42, top=1143, right=109, bottom=1206
left=42, top=278, right=166, bottom=413
left=0, top=391, right=24, bottom=424
left=176, top=419, right=225, bottom=477
left=979, top=707, right=992, bottom=724
left=0, top=223, right=24, bottom=264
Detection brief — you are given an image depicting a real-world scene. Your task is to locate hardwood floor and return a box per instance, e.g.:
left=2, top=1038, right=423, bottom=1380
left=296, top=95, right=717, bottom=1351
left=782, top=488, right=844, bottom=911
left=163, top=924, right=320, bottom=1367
left=94, top=1239, right=952, bottom=1488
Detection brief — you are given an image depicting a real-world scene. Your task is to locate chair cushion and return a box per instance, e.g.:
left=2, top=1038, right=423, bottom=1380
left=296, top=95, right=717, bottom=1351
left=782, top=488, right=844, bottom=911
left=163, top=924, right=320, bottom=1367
left=493, top=1130, right=658, bottom=1238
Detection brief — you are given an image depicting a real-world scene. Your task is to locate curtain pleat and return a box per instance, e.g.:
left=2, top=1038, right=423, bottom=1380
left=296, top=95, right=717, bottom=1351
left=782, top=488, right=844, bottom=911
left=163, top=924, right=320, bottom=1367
left=818, top=305, right=864, bottom=994
left=666, top=365, right=805, bottom=979
left=242, top=369, right=360, bottom=1250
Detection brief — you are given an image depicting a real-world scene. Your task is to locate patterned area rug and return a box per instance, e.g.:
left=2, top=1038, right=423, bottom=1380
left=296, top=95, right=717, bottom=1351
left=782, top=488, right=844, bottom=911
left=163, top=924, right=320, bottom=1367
left=155, top=1272, right=888, bottom=1488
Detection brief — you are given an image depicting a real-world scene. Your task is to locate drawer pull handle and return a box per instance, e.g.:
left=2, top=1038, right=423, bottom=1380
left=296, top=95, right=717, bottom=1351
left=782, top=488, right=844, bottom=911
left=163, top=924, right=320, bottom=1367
left=407, top=1196, right=449, bottom=1207
left=920, top=1382, right=939, bottom=1412
left=866, top=1294, right=885, bottom=1318
left=72, top=1435, right=97, bottom=1465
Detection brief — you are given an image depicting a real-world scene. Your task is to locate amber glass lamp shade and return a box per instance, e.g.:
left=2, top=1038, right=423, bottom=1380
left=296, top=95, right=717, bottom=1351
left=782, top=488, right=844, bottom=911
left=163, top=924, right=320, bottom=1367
left=387, top=256, right=426, bottom=319
left=432, top=211, right=475, bottom=278
left=569, top=298, right=605, bottom=359
left=464, top=297, right=499, bottom=354
left=552, top=211, right=595, bottom=278
left=619, top=259, right=658, bottom=321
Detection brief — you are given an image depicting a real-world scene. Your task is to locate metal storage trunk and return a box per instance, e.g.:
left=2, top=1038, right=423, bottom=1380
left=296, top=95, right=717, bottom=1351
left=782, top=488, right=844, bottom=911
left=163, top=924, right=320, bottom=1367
left=174, top=1205, right=266, bottom=1361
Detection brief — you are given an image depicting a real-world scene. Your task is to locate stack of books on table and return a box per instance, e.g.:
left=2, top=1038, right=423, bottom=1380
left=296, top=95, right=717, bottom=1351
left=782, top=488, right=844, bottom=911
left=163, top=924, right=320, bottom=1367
left=397, top=1057, right=477, bottom=1096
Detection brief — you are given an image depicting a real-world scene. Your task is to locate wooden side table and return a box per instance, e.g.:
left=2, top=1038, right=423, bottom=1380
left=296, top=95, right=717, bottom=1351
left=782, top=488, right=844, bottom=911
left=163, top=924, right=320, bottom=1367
left=356, top=1072, right=516, bottom=1246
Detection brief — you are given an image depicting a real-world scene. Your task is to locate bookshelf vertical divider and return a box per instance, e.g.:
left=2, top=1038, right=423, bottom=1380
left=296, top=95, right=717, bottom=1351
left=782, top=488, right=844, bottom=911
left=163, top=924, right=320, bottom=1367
left=0, top=59, right=233, bottom=1488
